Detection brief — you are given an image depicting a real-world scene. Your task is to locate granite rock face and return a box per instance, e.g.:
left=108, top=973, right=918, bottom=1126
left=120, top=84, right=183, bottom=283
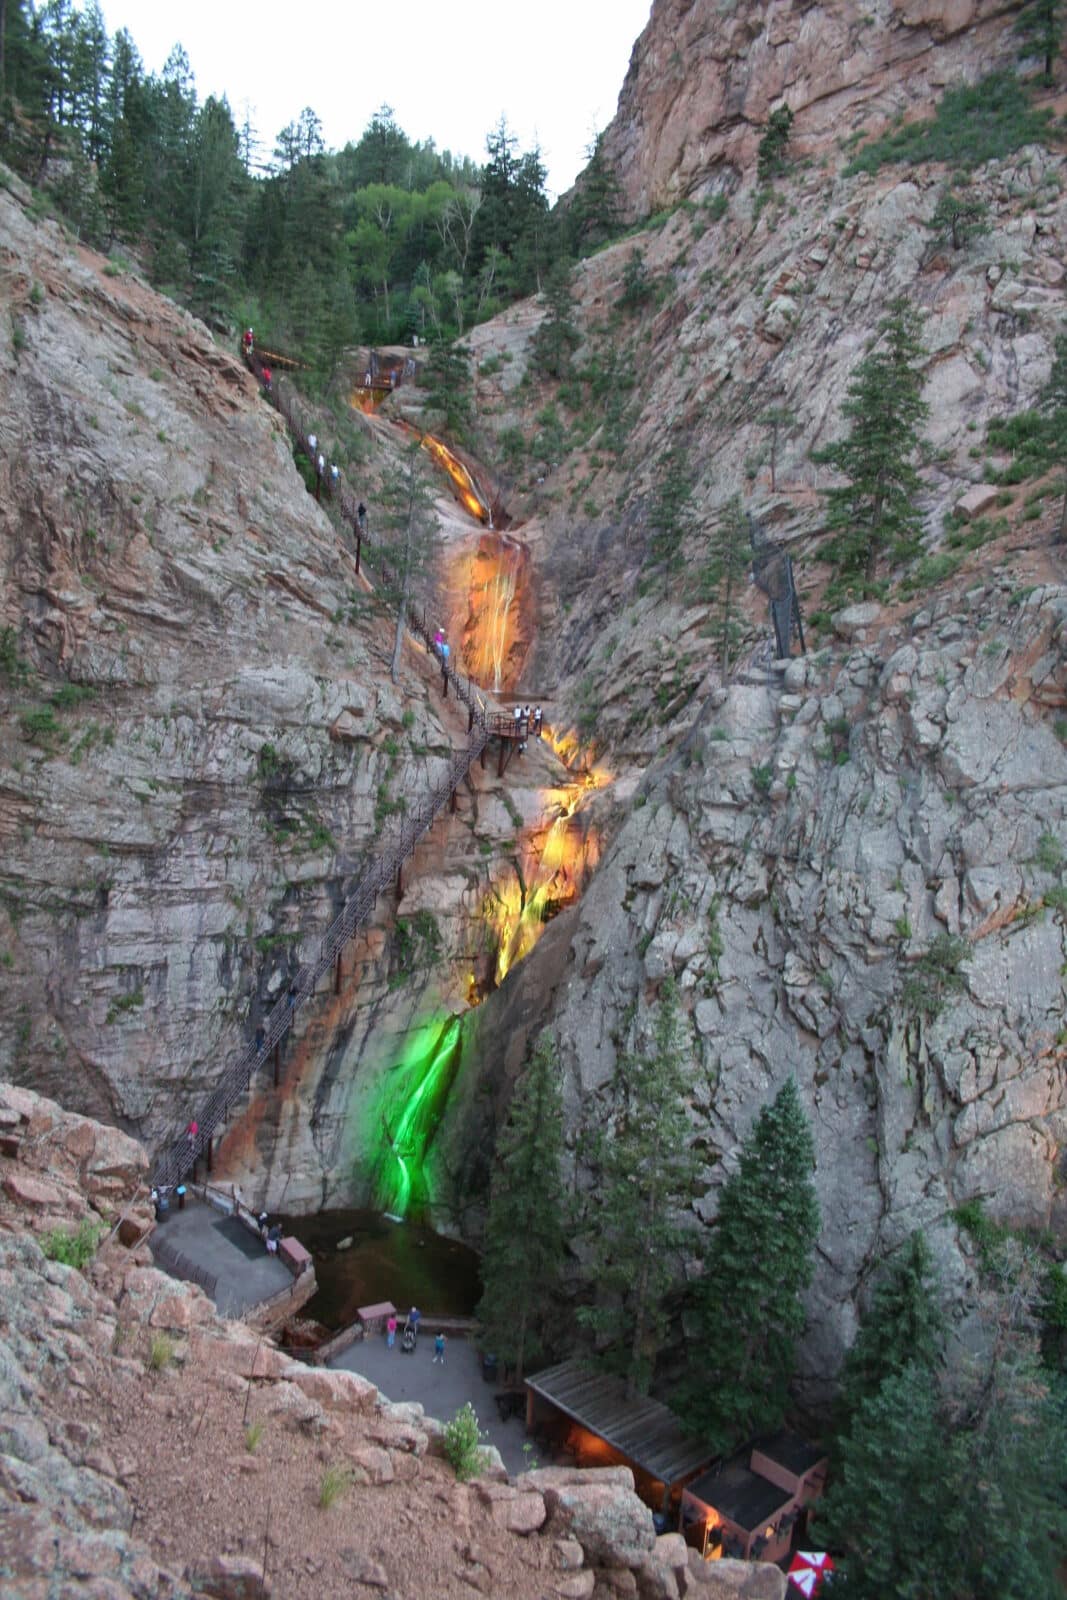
left=599, top=0, right=1020, bottom=216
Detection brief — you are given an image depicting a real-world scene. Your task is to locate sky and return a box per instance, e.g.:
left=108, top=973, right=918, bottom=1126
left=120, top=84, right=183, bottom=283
left=97, top=0, right=654, bottom=199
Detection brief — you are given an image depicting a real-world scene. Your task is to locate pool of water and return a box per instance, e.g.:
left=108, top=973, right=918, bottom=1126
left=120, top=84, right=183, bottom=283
left=275, top=1207, right=481, bottom=1331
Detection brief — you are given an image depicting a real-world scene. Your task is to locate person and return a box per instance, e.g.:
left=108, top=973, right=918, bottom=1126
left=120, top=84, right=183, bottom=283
left=514, top=706, right=523, bottom=729
left=534, top=706, right=543, bottom=737
left=364, top=370, right=371, bottom=386
left=186, top=1119, right=198, bottom=1146
left=254, top=1024, right=265, bottom=1053
left=257, top=1211, right=269, bottom=1240
left=266, top=1223, right=282, bottom=1255
left=433, top=628, right=445, bottom=655
left=317, top=452, right=325, bottom=478
left=408, top=1306, right=421, bottom=1336
left=357, top=502, right=367, bottom=532
left=330, top=463, right=340, bottom=493
left=440, top=641, right=450, bottom=665
left=287, top=981, right=298, bottom=1011
left=386, top=1313, right=397, bottom=1349
left=433, top=1332, right=446, bottom=1365
left=261, top=365, right=272, bottom=394
left=523, top=705, right=531, bottom=727
left=308, top=432, right=317, bottom=456
left=243, top=327, right=253, bottom=354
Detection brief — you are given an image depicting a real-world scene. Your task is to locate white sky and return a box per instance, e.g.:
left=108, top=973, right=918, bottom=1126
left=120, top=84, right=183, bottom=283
left=97, top=1, right=653, bottom=199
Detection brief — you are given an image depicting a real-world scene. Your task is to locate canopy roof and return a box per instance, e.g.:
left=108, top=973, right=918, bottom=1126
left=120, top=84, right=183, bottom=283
left=525, top=1359, right=716, bottom=1486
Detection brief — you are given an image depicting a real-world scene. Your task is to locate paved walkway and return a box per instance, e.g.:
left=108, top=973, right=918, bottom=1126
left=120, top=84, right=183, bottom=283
left=150, top=1196, right=292, bottom=1316
left=330, top=1333, right=532, bottom=1475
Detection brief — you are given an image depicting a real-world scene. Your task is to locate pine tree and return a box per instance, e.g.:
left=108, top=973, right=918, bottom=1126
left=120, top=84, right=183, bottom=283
left=816, top=1366, right=967, bottom=1599
left=476, top=1032, right=566, bottom=1383
left=700, top=495, right=750, bottom=674
left=646, top=443, right=696, bottom=594
left=757, top=104, right=794, bottom=182
left=531, top=260, right=579, bottom=380
left=1015, top=0, right=1064, bottom=84
left=578, top=979, right=699, bottom=1397
left=838, top=1231, right=943, bottom=1424
left=1042, top=322, right=1067, bottom=545
left=689, top=1078, right=820, bottom=1447
left=568, top=131, right=623, bottom=254
left=927, top=183, right=991, bottom=252
left=818, top=297, right=929, bottom=592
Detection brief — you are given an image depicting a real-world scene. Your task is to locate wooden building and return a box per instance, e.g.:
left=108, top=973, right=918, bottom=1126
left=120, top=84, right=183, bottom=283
left=680, top=1431, right=828, bottom=1564
left=524, top=1359, right=717, bottom=1513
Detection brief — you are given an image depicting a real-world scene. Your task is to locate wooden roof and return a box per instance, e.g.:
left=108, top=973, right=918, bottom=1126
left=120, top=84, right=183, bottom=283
left=525, top=1359, right=716, bottom=1486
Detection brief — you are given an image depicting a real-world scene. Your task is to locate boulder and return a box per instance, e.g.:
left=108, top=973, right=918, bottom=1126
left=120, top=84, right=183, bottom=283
left=831, top=601, right=882, bottom=640
left=187, top=1554, right=269, bottom=1600
left=287, top=1366, right=378, bottom=1414
left=543, top=1477, right=656, bottom=1567
left=954, top=484, right=1000, bottom=522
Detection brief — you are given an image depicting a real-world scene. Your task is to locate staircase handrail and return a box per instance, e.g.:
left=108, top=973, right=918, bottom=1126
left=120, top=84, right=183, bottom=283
left=152, top=722, right=487, bottom=1190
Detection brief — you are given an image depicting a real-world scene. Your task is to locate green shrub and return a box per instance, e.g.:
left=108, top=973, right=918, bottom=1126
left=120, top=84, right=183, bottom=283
left=443, top=1402, right=489, bottom=1482
left=751, top=764, right=773, bottom=797
left=19, top=707, right=66, bottom=746
left=1034, top=830, right=1064, bottom=873
left=845, top=73, right=1056, bottom=177
left=41, top=1217, right=106, bottom=1269
left=986, top=409, right=1060, bottom=483
left=245, top=1420, right=265, bottom=1453
left=902, top=933, right=971, bottom=1020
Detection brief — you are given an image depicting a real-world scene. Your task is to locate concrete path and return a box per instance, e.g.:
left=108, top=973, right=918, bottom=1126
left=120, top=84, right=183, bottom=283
left=331, top=1333, right=533, bottom=1475
left=150, top=1196, right=292, bottom=1316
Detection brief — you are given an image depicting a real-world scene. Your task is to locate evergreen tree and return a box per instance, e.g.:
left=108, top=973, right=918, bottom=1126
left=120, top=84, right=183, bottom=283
left=476, top=1032, right=567, bottom=1383
left=689, top=1078, right=820, bottom=1447
left=619, top=247, right=653, bottom=312
left=422, top=340, right=473, bottom=443
left=1015, top=0, right=1064, bottom=83
left=578, top=980, right=699, bottom=1397
left=700, top=495, right=750, bottom=674
left=927, top=183, right=991, bottom=252
left=838, top=1231, right=943, bottom=1423
left=377, top=441, right=440, bottom=684
left=1042, top=322, right=1067, bottom=545
left=818, top=1355, right=1067, bottom=1598
left=647, top=443, right=696, bottom=594
left=568, top=131, right=623, bottom=254
left=818, top=298, right=929, bottom=592
left=757, top=104, right=794, bottom=182
left=531, top=259, right=579, bottom=380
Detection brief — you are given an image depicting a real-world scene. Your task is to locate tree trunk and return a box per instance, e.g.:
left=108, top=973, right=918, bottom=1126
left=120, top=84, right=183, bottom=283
left=390, top=529, right=412, bottom=683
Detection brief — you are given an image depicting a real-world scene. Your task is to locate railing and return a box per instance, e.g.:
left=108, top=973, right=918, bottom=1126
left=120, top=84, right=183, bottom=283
left=151, top=354, right=511, bottom=1189
left=152, top=721, right=486, bottom=1190
left=245, top=350, right=489, bottom=729
left=150, top=1232, right=219, bottom=1299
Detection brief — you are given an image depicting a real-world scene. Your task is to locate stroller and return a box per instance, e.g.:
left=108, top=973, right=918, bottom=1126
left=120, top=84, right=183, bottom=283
left=400, top=1321, right=417, bottom=1355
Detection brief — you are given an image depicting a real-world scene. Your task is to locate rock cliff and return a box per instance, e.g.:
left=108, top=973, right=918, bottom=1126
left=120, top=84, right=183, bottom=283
left=2, top=0, right=1067, bottom=1402
left=600, top=0, right=1021, bottom=216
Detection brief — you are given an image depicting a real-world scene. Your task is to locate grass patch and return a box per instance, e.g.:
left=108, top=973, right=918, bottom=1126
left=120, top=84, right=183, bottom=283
left=41, top=1217, right=106, bottom=1269
left=244, top=1420, right=265, bottom=1454
left=317, top=1464, right=353, bottom=1509
left=148, top=1333, right=175, bottom=1372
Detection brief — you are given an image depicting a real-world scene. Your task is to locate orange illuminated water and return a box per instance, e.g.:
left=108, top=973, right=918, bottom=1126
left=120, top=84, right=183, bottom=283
left=484, top=761, right=611, bottom=987
left=422, top=434, right=490, bottom=524
left=462, top=536, right=526, bottom=692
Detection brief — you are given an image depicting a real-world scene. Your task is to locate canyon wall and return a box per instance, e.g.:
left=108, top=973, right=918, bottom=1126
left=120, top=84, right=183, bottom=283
left=600, top=0, right=1021, bottom=216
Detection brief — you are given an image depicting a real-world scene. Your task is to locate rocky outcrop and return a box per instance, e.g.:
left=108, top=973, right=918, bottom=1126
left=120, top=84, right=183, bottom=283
left=599, top=0, right=1022, bottom=216
left=0, top=171, right=582, bottom=1211
left=0, top=1086, right=793, bottom=1599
